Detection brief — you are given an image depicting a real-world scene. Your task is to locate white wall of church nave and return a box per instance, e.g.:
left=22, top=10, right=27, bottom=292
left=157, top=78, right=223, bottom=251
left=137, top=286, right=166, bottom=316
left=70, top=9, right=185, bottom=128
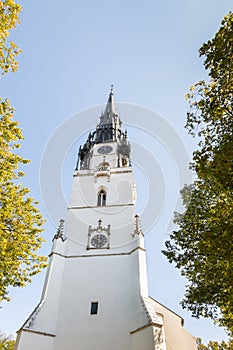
left=131, top=326, right=162, bottom=350
left=14, top=331, right=54, bottom=350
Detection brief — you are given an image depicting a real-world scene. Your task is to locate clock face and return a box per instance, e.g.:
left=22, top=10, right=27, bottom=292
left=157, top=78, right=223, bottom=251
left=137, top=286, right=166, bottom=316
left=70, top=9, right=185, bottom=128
left=97, top=145, right=113, bottom=154
left=91, top=234, right=107, bottom=248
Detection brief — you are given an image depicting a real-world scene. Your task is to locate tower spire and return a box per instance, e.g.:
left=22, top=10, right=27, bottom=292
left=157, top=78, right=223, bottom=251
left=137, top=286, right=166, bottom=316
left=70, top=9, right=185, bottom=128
left=77, top=89, right=131, bottom=170
left=93, top=87, right=121, bottom=144
left=101, top=85, right=117, bottom=124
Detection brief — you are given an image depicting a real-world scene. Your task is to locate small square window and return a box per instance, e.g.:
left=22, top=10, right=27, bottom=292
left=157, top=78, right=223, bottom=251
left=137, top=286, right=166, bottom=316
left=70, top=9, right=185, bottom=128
left=90, top=302, right=98, bottom=315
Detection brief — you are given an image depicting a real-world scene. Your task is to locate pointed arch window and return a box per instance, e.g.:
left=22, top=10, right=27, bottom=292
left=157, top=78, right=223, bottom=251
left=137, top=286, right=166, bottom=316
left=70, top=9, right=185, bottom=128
left=103, top=129, right=110, bottom=141
left=97, top=190, right=106, bottom=206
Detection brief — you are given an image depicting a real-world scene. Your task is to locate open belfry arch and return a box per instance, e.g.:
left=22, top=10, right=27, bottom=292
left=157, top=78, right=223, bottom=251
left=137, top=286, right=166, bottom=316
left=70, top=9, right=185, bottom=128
left=15, top=89, right=197, bottom=350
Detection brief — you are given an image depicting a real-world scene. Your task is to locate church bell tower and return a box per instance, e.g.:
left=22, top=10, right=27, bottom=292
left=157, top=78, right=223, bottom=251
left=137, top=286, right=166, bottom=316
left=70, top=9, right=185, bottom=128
left=15, top=89, right=197, bottom=350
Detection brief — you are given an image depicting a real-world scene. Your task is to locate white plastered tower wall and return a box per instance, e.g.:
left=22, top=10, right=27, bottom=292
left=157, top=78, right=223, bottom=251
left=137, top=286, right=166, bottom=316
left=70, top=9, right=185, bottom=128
left=14, top=90, right=197, bottom=350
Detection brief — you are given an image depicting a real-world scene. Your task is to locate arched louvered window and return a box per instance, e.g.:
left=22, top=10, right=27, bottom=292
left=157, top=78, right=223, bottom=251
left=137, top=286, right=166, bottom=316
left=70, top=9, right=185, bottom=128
left=97, top=190, right=106, bottom=206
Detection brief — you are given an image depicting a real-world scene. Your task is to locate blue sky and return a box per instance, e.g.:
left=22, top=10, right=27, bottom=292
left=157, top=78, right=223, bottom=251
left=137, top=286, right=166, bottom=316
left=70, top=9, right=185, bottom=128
left=1, top=0, right=232, bottom=344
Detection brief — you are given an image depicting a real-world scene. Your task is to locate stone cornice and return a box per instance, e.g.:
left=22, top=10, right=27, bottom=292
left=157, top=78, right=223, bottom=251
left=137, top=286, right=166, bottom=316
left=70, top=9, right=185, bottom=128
left=130, top=322, right=162, bottom=334
left=73, top=168, right=132, bottom=177
left=68, top=203, right=134, bottom=210
left=49, top=246, right=146, bottom=259
left=18, top=329, right=56, bottom=337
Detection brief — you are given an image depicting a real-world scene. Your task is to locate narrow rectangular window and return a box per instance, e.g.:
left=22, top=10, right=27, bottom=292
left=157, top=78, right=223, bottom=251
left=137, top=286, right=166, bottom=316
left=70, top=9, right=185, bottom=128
left=91, top=302, right=98, bottom=315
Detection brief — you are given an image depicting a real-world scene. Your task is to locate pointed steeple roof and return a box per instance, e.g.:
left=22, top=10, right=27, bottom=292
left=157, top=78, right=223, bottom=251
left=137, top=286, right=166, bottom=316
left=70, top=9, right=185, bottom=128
left=100, top=85, right=118, bottom=125
left=77, top=87, right=131, bottom=169
left=104, top=85, right=117, bottom=114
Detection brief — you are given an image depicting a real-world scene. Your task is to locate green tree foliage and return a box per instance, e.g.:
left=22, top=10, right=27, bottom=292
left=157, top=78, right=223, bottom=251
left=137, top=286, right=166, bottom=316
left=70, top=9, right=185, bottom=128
left=0, top=0, right=22, bottom=74
left=0, top=0, right=47, bottom=302
left=0, top=332, right=15, bottom=350
left=0, top=99, right=47, bottom=301
left=162, top=12, right=233, bottom=334
left=197, top=338, right=233, bottom=350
